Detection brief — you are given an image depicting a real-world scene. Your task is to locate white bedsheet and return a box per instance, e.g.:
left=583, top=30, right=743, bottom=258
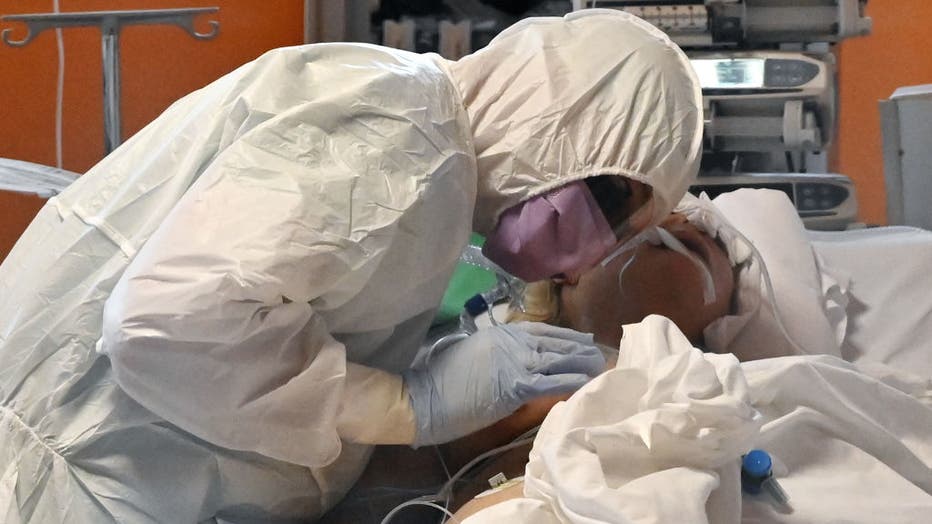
left=463, top=316, right=932, bottom=524
left=809, top=226, right=932, bottom=378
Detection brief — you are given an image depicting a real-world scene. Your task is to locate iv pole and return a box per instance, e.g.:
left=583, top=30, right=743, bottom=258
left=1, top=8, right=220, bottom=155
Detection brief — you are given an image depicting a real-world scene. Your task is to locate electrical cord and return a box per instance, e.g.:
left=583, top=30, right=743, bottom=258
left=53, top=0, right=65, bottom=169
left=381, top=429, right=540, bottom=524
left=379, top=498, right=460, bottom=524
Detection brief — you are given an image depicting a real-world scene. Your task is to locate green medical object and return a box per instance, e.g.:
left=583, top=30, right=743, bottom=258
left=434, top=233, right=497, bottom=325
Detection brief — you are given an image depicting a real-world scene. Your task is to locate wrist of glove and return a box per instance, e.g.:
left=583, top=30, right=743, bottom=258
left=403, top=322, right=604, bottom=447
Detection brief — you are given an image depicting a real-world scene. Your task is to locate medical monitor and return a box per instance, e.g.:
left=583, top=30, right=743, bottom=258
left=690, top=173, right=857, bottom=230
left=692, top=58, right=766, bottom=90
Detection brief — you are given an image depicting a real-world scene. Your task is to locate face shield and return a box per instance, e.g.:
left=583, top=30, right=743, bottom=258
left=481, top=176, right=656, bottom=283
left=481, top=180, right=618, bottom=283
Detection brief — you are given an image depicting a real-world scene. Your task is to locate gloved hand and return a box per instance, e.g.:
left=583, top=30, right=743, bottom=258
left=403, top=322, right=605, bottom=447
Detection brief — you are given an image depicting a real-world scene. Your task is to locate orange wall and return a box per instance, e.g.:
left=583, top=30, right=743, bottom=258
left=0, top=0, right=304, bottom=261
left=833, top=0, right=932, bottom=225
left=4, top=2, right=931, bottom=261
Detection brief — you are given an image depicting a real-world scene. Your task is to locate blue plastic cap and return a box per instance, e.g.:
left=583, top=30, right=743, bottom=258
left=743, top=449, right=772, bottom=479
left=464, top=294, right=490, bottom=316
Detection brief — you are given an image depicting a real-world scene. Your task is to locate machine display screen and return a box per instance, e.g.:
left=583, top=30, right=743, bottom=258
left=691, top=58, right=766, bottom=89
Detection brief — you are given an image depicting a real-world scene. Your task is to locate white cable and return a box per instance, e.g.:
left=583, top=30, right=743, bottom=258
left=653, top=227, right=717, bottom=305
left=436, top=436, right=536, bottom=502
left=53, top=0, right=65, bottom=169
left=737, top=230, right=812, bottom=356
left=383, top=427, right=540, bottom=523
left=692, top=206, right=812, bottom=355
left=513, top=424, right=541, bottom=442
left=435, top=436, right=536, bottom=523
left=380, top=498, right=460, bottom=524
left=382, top=436, right=538, bottom=522
left=604, top=226, right=717, bottom=305
left=434, top=444, right=453, bottom=482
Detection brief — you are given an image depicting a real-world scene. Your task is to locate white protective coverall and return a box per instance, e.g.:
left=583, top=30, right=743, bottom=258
left=0, top=10, right=702, bottom=523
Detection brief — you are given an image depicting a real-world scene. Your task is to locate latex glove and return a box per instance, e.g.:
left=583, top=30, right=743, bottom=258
left=403, top=322, right=605, bottom=447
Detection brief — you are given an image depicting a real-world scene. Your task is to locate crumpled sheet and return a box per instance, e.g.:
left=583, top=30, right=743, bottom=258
left=741, top=356, right=932, bottom=523
left=463, top=315, right=932, bottom=523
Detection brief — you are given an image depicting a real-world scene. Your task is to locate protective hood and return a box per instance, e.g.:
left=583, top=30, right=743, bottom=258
left=447, top=9, right=704, bottom=235
left=675, top=191, right=843, bottom=361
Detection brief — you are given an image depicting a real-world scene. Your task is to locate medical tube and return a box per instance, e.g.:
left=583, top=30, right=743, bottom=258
left=459, top=245, right=527, bottom=314
left=600, top=229, right=647, bottom=267
left=383, top=434, right=538, bottom=523
left=427, top=247, right=530, bottom=360
left=741, top=449, right=791, bottom=506
left=653, top=227, right=717, bottom=305
left=737, top=232, right=813, bottom=356
left=681, top=200, right=812, bottom=355
left=379, top=497, right=460, bottom=524
left=698, top=215, right=813, bottom=356
left=425, top=274, right=518, bottom=360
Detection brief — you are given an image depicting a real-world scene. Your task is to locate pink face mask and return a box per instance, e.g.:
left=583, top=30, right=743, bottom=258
left=482, top=180, right=619, bottom=282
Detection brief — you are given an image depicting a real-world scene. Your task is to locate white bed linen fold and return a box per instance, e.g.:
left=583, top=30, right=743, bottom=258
left=463, top=316, right=932, bottom=523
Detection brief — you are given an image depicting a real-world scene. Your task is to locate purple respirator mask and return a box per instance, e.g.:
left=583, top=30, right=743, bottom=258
left=482, top=180, right=623, bottom=282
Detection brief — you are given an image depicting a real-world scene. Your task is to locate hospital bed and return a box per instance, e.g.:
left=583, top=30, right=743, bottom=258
left=712, top=187, right=932, bottom=377
left=321, top=187, right=932, bottom=523
left=809, top=225, right=932, bottom=377
left=449, top=190, right=932, bottom=523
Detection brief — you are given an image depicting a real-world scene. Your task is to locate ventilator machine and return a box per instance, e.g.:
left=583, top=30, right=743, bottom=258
left=573, top=1, right=871, bottom=230
left=372, top=0, right=871, bottom=230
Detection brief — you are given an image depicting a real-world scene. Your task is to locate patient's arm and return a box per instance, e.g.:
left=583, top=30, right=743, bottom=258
left=439, top=393, right=567, bottom=471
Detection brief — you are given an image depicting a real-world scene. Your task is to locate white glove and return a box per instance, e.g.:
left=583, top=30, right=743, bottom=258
left=403, top=322, right=604, bottom=447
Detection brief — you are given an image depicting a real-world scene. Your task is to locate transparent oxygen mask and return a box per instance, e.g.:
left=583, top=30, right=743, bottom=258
left=457, top=244, right=526, bottom=330
left=427, top=245, right=527, bottom=360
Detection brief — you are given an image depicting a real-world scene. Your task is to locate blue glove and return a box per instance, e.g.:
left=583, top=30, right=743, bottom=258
left=403, top=322, right=605, bottom=447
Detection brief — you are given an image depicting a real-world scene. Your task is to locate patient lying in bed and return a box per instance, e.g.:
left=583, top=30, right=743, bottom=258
left=322, top=195, right=747, bottom=522
left=449, top=202, right=743, bottom=517
left=325, top=190, right=932, bottom=522
left=455, top=190, right=932, bottom=522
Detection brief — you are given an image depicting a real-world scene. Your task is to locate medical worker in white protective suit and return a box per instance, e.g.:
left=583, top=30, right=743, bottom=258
left=0, top=9, right=702, bottom=523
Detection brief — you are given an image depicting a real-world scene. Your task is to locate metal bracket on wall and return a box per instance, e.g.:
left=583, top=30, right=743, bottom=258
left=1, top=8, right=220, bottom=155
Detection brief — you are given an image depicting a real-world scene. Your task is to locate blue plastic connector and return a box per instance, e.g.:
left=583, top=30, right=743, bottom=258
left=741, top=449, right=790, bottom=505
left=464, top=294, right=490, bottom=317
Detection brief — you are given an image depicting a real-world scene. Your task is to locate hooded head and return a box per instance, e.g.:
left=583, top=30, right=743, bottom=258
left=446, top=9, right=704, bottom=236
left=683, top=190, right=844, bottom=361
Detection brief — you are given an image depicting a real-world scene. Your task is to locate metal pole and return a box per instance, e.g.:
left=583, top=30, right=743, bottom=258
left=2, top=8, right=220, bottom=156
left=101, top=19, right=121, bottom=154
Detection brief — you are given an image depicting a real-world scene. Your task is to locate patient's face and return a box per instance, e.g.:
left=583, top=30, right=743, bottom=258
left=557, top=214, right=734, bottom=346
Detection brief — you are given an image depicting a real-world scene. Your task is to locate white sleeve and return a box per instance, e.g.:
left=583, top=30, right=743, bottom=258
left=99, top=134, right=417, bottom=468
